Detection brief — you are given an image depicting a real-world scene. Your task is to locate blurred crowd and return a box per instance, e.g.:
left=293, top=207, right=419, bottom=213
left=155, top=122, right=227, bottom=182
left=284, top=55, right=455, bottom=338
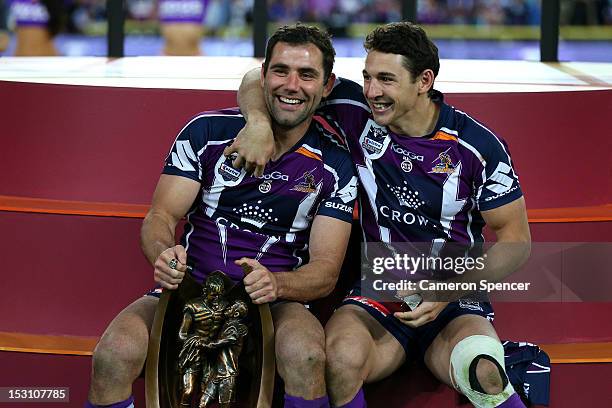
left=3, top=0, right=610, bottom=36
left=0, top=0, right=609, bottom=56
left=114, top=0, right=611, bottom=31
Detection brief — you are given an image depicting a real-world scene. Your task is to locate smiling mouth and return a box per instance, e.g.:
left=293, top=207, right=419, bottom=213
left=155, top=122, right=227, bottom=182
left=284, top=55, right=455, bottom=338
left=278, top=96, right=304, bottom=106
left=370, top=101, right=393, bottom=112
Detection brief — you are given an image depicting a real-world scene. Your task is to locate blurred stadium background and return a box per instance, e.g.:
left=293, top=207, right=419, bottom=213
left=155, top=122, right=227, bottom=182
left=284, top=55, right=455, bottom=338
left=0, top=0, right=610, bottom=60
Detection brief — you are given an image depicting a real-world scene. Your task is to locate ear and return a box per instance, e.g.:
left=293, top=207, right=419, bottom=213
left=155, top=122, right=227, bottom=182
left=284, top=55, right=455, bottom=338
left=419, top=69, right=435, bottom=95
left=322, top=73, right=337, bottom=98
left=260, top=62, right=266, bottom=87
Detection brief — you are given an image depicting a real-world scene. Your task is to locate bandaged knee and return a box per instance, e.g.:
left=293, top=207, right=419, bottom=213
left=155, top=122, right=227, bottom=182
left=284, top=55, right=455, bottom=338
left=449, top=335, right=516, bottom=408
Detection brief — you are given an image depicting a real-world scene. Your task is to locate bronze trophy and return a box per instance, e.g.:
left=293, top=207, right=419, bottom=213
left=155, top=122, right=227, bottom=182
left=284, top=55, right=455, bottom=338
left=146, top=270, right=275, bottom=407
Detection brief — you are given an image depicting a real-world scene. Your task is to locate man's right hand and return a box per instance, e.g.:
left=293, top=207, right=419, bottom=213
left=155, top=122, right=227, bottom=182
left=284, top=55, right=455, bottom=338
left=154, top=245, right=188, bottom=289
left=223, top=119, right=274, bottom=177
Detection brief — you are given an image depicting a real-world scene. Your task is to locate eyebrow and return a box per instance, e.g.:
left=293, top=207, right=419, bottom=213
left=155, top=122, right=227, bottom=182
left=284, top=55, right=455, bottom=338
left=362, top=69, right=397, bottom=77
left=270, top=63, right=321, bottom=76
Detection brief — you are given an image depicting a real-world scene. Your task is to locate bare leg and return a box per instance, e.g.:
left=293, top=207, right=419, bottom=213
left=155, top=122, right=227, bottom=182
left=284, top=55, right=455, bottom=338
left=88, top=296, right=158, bottom=405
left=180, top=369, right=199, bottom=407
left=15, top=27, right=58, bottom=56
left=271, top=302, right=327, bottom=400
left=325, top=305, right=406, bottom=406
left=160, top=24, right=203, bottom=56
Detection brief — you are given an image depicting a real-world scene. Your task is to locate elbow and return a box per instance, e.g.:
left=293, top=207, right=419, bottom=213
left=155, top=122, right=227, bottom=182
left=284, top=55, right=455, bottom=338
left=320, top=281, right=336, bottom=298
left=514, top=230, right=532, bottom=268
left=320, top=271, right=341, bottom=298
left=139, top=210, right=155, bottom=250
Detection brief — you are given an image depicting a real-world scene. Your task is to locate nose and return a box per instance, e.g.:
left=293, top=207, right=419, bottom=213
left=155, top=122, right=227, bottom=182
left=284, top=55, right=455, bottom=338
left=365, top=79, right=382, bottom=100
left=285, top=71, right=300, bottom=92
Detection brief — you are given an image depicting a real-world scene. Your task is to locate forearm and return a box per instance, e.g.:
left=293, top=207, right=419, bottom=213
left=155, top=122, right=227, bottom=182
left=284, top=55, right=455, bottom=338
left=430, top=238, right=531, bottom=302
left=429, top=198, right=531, bottom=301
left=238, top=68, right=269, bottom=123
left=178, top=314, right=191, bottom=340
left=207, top=336, right=237, bottom=349
left=275, top=259, right=340, bottom=302
left=140, top=210, right=179, bottom=266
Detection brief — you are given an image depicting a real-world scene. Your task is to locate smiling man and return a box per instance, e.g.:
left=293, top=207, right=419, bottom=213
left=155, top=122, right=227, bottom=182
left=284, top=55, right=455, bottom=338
left=232, top=22, right=531, bottom=408
left=86, top=24, right=357, bottom=408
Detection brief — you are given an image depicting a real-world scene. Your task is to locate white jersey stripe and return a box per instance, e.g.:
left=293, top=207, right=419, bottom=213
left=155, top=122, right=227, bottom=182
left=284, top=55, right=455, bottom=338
left=320, top=98, right=371, bottom=113
left=302, top=143, right=323, bottom=156
left=440, top=162, right=467, bottom=239
left=358, top=162, right=389, bottom=243
left=323, top=163, right=340, bottom=194
left=456, top=109, right=515, bottom=167
left=465, top=198, right=476, bottom=247
left=440, top=127, right=459, bottom=136
left=167, top=113, right=243, bottom=156
left=183, top=207, right=198, bottom=252
left=457, top=138, right=486, bottom=166
left=256, top=235, right=280, bottom=261
left=216, top=220, right=228, bottom=265
left=289, top=182, right=322, bottom=233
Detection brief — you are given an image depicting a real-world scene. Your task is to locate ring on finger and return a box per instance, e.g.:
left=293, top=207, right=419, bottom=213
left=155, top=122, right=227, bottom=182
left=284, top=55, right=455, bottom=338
left=168, top=258, right=178, bottom=269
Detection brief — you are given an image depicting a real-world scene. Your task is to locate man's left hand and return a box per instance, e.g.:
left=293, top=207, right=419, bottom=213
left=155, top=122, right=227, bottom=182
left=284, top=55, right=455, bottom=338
left=394, top=302, right=449, bottom=328
left=236, top=258, right=278, bottom=304
left=223, top=120, right=275, bottom=177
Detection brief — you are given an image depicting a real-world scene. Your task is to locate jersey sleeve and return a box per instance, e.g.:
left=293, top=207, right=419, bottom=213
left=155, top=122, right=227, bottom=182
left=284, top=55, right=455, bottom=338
left=316, top=147, right=358, bottom=223
left=317, top=77, right=371, bottom=145
left=476, top=134, right=523, bottom=211
left=162, top=115, right=209, bottom=182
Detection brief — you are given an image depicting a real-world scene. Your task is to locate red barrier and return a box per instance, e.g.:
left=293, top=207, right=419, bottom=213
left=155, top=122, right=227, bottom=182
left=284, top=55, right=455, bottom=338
left=1, top=81, right=610, bottom=208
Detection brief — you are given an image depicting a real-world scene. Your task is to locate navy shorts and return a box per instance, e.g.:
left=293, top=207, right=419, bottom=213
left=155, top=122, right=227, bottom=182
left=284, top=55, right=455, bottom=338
left=342, top=285, right=495, bottom=360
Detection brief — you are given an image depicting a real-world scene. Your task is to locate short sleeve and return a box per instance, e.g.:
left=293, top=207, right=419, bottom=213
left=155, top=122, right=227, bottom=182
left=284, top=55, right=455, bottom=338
left=477, top=136, right=523, bottom=211
left=317, top=148, right=358, bottom=223
left=162, top=116, right=208, bottom=182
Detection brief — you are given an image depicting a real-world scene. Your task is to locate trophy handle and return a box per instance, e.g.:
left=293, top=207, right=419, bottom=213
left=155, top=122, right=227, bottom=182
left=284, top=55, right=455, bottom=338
left=145, top=289, right=170, bottom=408
left=256, top=303, right=275, bottom=408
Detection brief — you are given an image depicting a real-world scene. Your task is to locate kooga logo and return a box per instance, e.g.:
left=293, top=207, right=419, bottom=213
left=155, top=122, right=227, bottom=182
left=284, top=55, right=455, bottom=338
left=257, top=171, right=289, bottom=181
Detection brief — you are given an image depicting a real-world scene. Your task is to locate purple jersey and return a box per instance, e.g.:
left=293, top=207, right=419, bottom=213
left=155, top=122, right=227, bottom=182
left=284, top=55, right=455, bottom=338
left=10, top=0, right=48, bottom=26
left=158, top=0, right=207, bottom=24
left=317, top=78, right=523, bottom=251
left=163, top=108, right=358, bottom=283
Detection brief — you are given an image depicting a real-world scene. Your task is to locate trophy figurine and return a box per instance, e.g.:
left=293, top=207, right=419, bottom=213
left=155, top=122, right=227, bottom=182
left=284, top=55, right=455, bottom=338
left=146, top=271, right=274, bottom=408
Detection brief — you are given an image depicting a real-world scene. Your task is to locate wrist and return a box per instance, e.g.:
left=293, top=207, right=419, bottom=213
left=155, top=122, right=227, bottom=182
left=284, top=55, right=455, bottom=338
left=274, top=272, right=286, bottom=299
left=246, top=109, right=271, bottom=123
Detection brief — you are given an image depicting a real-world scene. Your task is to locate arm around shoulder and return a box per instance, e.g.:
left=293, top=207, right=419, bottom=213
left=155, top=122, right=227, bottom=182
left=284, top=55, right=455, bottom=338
left=225, top=67, right=274, bottom=176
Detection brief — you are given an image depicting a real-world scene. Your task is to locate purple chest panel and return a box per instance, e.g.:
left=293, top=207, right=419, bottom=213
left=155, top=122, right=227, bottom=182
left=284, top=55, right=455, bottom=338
left=165, top=117, right=357, bottom=283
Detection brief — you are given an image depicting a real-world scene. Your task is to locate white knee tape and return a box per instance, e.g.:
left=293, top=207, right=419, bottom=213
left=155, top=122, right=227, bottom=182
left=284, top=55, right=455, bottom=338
left=449, top=335, right=515, bottom=408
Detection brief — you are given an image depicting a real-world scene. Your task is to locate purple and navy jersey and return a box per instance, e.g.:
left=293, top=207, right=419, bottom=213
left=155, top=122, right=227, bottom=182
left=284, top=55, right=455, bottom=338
left=163, top=108, right=358, bottom=283
left=317, top=78, right=523, bottom=249
left=9, top=0, right=48, bottom=26
left=158, top=0, right=207, bottom=24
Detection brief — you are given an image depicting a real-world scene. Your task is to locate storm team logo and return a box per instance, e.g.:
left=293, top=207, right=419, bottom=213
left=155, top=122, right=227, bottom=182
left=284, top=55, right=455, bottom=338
left=429, top=148, right=458, bottom=174
left=291, top=170, right=318, bottom=193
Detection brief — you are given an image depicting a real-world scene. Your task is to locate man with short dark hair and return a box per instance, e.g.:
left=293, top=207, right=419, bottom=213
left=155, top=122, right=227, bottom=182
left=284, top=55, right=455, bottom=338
left=86, top=24, right=357, bottom=408
left=233, top=21, right=531, bottom=408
